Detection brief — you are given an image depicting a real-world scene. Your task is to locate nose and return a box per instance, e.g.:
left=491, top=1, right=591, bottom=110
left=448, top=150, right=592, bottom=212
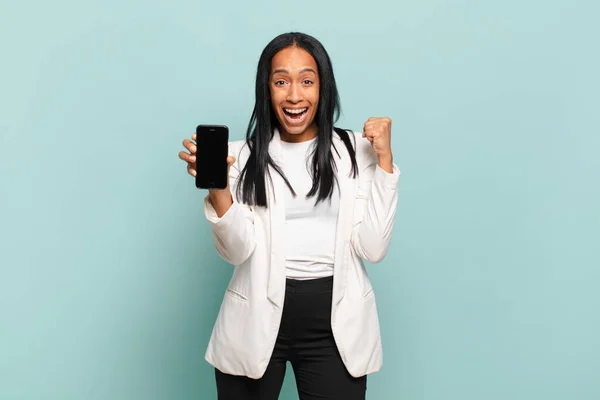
left=286, top=82, right=302, bottom=103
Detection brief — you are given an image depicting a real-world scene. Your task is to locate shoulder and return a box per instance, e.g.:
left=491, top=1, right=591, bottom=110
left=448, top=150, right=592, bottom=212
left=335, top=129, right=377, bottom=168
left=227, top=139, right=251, bottom=159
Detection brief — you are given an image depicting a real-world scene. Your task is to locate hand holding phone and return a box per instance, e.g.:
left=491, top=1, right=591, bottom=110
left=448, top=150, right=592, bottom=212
left=193, top=124, right=229, bottom=190
left=179, top=125, right=235, bottom=216
left=179, top=125, right=230, bottom=188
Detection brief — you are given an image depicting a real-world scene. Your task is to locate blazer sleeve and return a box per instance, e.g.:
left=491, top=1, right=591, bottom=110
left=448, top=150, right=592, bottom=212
left=350, top=134, right=401, bottom=263
left=203, top=141, right=257, bottom=266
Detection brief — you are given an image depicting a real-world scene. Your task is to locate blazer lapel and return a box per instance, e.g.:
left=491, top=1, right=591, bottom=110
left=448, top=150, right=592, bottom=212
left=265, top=129, right=355, bottom=307
left=331, top=131, right=355, bottom=306
left=266, top=129, right=287, bottom=307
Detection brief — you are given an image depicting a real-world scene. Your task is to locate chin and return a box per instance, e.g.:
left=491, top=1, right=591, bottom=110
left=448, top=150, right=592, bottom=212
left=284, top=126, right=309, bottom=134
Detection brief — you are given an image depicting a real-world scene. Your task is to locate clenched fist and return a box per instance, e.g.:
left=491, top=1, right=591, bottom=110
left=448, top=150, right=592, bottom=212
left=363, top=117, right=393, bottom=172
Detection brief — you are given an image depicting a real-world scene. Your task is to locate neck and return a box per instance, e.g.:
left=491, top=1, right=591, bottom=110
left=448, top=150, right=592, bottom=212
left=279, top=123, right=318, bottom=143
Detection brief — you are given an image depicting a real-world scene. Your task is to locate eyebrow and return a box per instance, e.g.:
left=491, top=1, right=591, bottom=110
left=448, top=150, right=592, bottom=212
left=272, top=67, right=317, bottom=75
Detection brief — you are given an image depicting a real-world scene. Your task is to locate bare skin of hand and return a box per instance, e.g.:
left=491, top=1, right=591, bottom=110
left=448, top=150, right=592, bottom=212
left=178, top=133, right=236, bottom=217
left=363, top=117, right=394, bottom=173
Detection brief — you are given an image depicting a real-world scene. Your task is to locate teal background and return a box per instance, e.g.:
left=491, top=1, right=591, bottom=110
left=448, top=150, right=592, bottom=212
left=1, top=0, right=599, bottom=399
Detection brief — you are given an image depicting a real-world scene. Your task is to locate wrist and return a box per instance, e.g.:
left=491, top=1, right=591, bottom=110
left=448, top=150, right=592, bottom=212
left=377, top=153, right=393, bottom=173
left=209, top=189, right=232, bottom=202
left=209, top=189, right=234, bottom=217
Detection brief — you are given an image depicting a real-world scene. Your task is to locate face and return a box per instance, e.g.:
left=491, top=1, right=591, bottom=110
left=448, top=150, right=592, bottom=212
left=269, top=46, right=320, bottom=143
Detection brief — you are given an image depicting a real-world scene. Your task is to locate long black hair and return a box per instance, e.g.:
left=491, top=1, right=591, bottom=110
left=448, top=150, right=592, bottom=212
left=236, top=32, right=358, bottom=207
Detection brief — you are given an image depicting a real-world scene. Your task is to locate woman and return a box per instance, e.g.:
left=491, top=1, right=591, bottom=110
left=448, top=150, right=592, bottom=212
left=179, top=32, right=400, bottom=400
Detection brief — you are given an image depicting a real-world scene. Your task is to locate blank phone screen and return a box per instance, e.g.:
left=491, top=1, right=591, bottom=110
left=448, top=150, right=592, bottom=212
left=195, top=125, right=229, bottom=190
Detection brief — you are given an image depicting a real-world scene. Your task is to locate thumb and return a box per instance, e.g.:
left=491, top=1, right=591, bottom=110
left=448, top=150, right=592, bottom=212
left=227, top=156, right=236, bottom=167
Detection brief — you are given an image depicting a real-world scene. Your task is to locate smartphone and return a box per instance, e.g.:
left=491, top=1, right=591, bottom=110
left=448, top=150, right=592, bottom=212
left=195, top=124, right=229, bottom=190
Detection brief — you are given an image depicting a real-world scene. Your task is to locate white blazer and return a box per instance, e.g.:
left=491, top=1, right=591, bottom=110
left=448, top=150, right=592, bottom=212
left=202, top=128, right=401, bottom=379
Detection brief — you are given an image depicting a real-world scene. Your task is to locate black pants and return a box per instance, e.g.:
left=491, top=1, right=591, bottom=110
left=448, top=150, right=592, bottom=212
left=215, top=276, right=367, bottom=399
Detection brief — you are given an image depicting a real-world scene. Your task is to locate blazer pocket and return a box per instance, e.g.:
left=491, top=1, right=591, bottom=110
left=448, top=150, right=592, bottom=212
left=226, top=287, right=249, bottom=303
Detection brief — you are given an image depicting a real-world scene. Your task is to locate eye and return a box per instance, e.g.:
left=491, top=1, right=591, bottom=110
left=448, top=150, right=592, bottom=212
left=274, top=80, right=286, bottom=86
left=303, top=79, right=314, bottom=85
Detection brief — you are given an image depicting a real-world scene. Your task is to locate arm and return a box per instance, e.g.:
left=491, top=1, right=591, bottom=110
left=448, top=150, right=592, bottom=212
left=203, top=143, right=257, bottom=265
left=350, top=124, right=401, bottom=263
left=350, top=157, right=401, bottom=263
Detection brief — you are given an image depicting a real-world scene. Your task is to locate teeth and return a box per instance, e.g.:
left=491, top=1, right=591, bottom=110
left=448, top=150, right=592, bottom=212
left=285, top=108, right=307, bottom=114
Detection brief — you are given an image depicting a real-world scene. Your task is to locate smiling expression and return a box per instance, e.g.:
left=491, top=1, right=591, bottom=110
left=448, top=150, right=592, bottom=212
left=269, top=46, right=320, bottom=143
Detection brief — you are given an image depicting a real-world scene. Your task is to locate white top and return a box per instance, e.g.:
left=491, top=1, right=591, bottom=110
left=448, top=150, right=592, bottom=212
left=280, top=137, right=339, bottom=280
left=203, top=130, right=402, bottom=379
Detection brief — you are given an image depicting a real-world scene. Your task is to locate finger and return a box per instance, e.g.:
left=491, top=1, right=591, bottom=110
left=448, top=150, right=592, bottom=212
left=364, top=127, right=378, bottom=136
left=192, top=133, right=197, bottom=142
left=187, top=164, right=196, bottom=177
left=364, top=127, right=385, bottom=139
left=226, top=156, right=236, bottom=167
left=367, top=117, right=391, bottom=123
left=183, top=138, right=197, bottom=153
left=178, top=151, right=196, bottom=164
left=364, top=123, right=378, bottom=131
left=364, top=120, right=381, bottom=129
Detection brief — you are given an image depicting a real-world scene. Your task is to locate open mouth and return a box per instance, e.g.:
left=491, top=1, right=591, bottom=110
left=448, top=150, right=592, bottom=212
left=283, top=107, right=308, bottom=124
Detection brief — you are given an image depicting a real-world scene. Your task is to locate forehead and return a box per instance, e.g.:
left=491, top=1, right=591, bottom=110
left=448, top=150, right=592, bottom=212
left=271, top=46, right=318, bottom=73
